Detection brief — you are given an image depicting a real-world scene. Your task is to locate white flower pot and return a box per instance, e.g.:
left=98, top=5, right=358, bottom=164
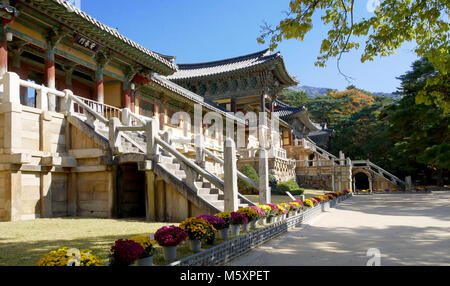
left=231, top=224, right=241, bottom=236
left=162, top=246, right=177, bottom=262
left=242, top=223, right=250, bottom=233
left=250, top=220, right=258, bottom=229
left=219, top=227, right=230, bottom=240
left=136, top=255, right=154, bottom=266
left=189, top=239, right=202, bottom=252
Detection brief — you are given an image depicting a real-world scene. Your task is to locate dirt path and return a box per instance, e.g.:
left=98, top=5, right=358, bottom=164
left=228, top=192, right=450, bottom=266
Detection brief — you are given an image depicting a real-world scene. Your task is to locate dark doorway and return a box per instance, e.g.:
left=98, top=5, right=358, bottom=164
left=308, top=154, right=315, bottom=167
left=117, top=164, right=146, bottom=218
left=354, top=172, right=370, bottom=190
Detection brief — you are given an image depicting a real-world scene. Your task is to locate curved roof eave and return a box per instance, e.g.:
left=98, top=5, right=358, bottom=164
left=168, top=50, right=298, bottom=87
left=31, top=0, right=178, bottom=75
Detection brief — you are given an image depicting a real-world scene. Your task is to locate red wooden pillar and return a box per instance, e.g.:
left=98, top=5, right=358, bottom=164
left=95, top=68, right=104, bottom=104
left=94, top=51, right=109, bottom=105
left=122, top=83, right=132, bottom=109
left=44, top=40, right=57, bottom=111
left=0, top=25, right=8, bottom=78
left=231, top=97, right=237, bottom=113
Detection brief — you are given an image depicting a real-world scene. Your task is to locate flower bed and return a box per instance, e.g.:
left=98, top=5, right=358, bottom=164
left=36, top=190, right=353, bottom=266
left=168, top=193, right=353, bottom=266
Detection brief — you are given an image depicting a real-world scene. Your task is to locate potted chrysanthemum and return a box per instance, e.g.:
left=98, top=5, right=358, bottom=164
left=248, top=206, right=266, bottom=228
left=237, top=207, right=259, bottom=232
left=109, top=239, right=145, bottom=266
left=197, top=214, right=225, bottom=245
left=37, top=247, right=102, bottom=266
left=257, top=205, right=272, bottom=225
left=129, top=235, right=157, bottom=266
left=266, top=204, right=280, bottom=223
left=230, top=212, right=248, bottom=236
left=215, top=212, right=232, bottom=240
left=180, top=217, right=210, bottom=252
left=154, top=225, right=188, bottom=262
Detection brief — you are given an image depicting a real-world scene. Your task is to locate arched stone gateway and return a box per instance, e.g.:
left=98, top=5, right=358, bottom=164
left=352, top=170, right=373, bottom=190
left=351, top=160, right=406, bottom=190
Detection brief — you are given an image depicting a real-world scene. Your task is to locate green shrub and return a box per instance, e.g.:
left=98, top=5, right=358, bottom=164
left=269, top=174, right=278, bottom=193
left=238, top=165, right=259, bottom=195
left=276, top=180, right=304, bottom=195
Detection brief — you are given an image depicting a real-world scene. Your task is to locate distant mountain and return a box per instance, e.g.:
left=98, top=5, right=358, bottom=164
left=288, top=85, right=398, bottom=98
left=288, top=85, right=336, bottom=97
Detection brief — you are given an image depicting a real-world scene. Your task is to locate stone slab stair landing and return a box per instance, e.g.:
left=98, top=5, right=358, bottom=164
left=158, top=154, right=250, bottom=211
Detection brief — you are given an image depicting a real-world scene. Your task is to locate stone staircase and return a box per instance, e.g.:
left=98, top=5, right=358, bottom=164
left=74, top=114, right=250, bottom=212
left=158, top=153, right=250, bottom=210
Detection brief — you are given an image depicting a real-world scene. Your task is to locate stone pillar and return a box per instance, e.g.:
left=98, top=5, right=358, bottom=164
left=146, top=116, right=160, bottom=160
left=195, top=134, right=205, bottom=168
left=331, top=160, right=336, bottom=192
left=259, top=147, right=270, bottom=204
left=405, top=176, right=412, bottom=188
left=145, top=171, right=157, bottom=221
left=121, top=107, right=132, bottom=126
left=7, top=171, right=22, bottom=221
left=2, top=72, right=22, bottom=153
left=224, top=137, right=238, bottom=212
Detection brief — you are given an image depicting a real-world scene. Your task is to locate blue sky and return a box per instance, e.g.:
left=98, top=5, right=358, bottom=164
left=80, top=0, right=418, bottom=93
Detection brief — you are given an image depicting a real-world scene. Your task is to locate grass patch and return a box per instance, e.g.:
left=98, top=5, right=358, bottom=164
left=0, top=218, right=268, bottom=266
left=0, top=218, right=173, bottom=266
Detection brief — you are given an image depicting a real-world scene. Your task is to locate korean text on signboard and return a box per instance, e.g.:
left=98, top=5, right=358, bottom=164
left=74, top=34, right=101, bottom=52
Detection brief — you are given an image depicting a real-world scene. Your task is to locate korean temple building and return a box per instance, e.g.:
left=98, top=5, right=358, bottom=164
left=0, top=0, right=406, bottom=222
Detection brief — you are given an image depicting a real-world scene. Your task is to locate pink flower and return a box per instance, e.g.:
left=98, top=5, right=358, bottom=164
left=231, top=212, right=248, bottom=224
left=154, top=225, right=188, bottom=247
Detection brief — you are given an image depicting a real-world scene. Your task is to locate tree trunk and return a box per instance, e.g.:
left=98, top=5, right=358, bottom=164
left=437, top=168, right=443, bottom=187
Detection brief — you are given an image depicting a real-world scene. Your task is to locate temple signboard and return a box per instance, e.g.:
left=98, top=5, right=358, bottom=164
left=74, top=34, right=101, bottom=53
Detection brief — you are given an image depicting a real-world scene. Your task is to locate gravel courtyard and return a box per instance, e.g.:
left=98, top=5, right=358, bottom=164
left=228, top=191, right=450, bottom=266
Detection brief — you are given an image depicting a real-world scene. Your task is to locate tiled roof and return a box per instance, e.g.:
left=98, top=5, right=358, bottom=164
left=168, top=49, right=297, bottom=85
left=273, top=106, right=306, bottom=123
left=38, top=0, right=178, bottom=74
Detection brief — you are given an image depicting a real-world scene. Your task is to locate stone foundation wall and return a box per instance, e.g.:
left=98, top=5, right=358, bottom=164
left=237, top=157, right=296, bottom=183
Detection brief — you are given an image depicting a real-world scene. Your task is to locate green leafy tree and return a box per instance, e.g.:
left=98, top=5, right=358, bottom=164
left=384, top=58, right=449, bottom=185
left=238, top=165, right=259, bottom=194
left=278, top=89, right=309, bottom=107
left=258, top=0, right=450, bottom=113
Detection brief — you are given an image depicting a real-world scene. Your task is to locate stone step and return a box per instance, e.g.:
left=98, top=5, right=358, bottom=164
left=200, top=194, right=220, bottom=201
left=197, top=188, right=213, bottom=195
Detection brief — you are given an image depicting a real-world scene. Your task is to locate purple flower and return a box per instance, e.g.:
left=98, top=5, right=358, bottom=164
left=197, top=214, right=227, bottom=230
left=230, top=212, right=248, bottom=225
left=248, top=206, right=266, bottom=217
left=110, top=239, right=144, bottom=265
left=154, top=225, right=188, bottom=247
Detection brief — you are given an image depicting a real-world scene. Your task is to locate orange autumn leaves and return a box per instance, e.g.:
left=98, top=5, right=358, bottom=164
left=328, top=89, right=375, bottom=116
